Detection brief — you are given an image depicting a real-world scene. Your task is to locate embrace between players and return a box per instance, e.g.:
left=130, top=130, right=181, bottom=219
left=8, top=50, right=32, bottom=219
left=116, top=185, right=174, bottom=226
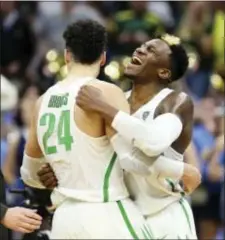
left=20, top=19, right=201, bottom=239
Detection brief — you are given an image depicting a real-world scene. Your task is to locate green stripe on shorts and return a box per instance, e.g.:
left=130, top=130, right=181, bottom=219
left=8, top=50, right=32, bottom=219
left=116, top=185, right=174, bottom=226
left=103, top=152, right=117, bottom=202
left=179, top=198, right=192, bottom=233
left=117, top=201, right=139, bottom=239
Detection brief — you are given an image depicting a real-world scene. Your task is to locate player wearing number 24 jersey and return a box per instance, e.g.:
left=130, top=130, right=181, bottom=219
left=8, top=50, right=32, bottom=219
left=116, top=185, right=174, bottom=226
left=20, top=20, right=200, bottom=239
left=20, top=20, right=150, bottom=239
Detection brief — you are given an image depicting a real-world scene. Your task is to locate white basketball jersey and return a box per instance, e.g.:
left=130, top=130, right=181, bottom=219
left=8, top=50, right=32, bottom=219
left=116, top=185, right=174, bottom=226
left=125, top=88, right=185, bottom=216
left=37, top=78, right=128, bottom=206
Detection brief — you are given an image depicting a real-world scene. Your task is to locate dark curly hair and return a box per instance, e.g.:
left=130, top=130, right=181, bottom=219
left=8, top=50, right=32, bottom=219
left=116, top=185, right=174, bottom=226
left=155, top=34, right=189, bottom=82
left=63, top=19, right=107, bottom=64
left=168, top=44, right=189, bottom=82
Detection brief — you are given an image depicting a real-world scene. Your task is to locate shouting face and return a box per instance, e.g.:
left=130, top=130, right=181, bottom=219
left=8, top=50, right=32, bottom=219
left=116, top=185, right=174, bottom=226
left=125, top=39, right=172, bottom=84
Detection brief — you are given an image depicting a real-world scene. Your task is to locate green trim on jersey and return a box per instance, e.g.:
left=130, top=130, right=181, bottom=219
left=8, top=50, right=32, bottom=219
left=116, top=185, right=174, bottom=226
left=141, top=228, right=149, bottom=240
left=166, top=178, right=186, bottom=197
left=179, top=198, right=192, bottom=233
left=141, top=224, right=154, bottom=239
left=103, top=152, right=117, bottom=202
left=117, top=201, right=139, bottom=239
left=166, top=178, right=175, bottom=192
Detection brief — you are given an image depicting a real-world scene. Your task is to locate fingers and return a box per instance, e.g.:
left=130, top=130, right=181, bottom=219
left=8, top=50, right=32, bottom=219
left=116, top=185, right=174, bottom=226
left=17, top=227, right=33, bottom=233
left=78, top=85, right=101, bottom=97
left=39, top=171, right=55, bottom=182
left=17, top=210, right=42, bottom=233
left=19, top=221, right=40, bottom=232
left=23, top=209, right=42, bottom=221
left=39, top=173, right=58, bottom=187
left=37, top=164, right=53, bottom=176
left=78, top=86, right=89, bottom=97
left=43, top=176, right=58, bottom=188
left=21, top=215, right=42, bottom=227
left=37, top=164, right=58, bottom=188
left=45, top=176, right=57, bottom=187
left=80, top=85, right=98, bottom=92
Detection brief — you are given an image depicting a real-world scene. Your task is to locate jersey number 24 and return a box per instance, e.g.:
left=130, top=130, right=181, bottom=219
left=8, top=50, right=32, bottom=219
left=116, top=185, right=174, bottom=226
left=39, top=110, right=74, bottom=155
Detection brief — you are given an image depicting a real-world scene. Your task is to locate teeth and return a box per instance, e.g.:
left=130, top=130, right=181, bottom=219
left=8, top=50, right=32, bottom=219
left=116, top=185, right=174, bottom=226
left=132, top=56, right=142, bottom=65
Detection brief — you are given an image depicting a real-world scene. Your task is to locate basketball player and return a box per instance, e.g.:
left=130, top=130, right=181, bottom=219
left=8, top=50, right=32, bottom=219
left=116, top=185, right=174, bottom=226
left=74, top=34, right=200, bottom=239
left=21, top=20, right=188, bottom=239
left=20, top=20, right=149, bottom=239
left=21, top=19, right=199, bottom=238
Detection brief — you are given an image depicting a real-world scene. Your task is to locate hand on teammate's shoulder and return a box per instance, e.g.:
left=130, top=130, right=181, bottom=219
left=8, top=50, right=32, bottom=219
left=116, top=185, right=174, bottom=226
left=76, top=85, right=106, bottom=112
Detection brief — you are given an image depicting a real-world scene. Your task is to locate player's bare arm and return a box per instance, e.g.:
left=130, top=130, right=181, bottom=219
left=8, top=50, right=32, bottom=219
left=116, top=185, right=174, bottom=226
left=184, top=142, right=200, bottom=170
left=20, top=96, right=49, bottom=189
left=77, top=85, right=188, bottom=157
left=77, top=86, right=201, bottom=193
left=76, top=85, right=199, bottom=187
left=154, top=92, right=201, bottom=192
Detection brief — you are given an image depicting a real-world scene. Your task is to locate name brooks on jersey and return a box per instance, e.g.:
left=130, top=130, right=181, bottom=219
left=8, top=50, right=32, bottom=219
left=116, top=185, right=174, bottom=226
left=48, top=93, right=69, bottom=108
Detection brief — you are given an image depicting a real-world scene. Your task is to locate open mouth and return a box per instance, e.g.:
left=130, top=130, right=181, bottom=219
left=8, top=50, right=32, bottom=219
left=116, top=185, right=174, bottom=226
left=131, top=56, right=142, bottom=65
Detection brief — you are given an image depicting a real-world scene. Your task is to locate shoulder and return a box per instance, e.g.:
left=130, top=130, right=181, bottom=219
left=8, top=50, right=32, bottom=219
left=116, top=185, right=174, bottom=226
left=161, top=90, right=193, bottom=113
left=32, top=94, right=45, bottom=124
left=87, top=79, right=125, bottom=98
left=87, top=79, right=129, bottom=112
left=171, top=91, right=194, bottom=116
left=35, top=94, right=44, bottom=111
left=156, top=90, right=194, bottom=123
left=35, top=83, right=58, bottom=110
left=155, top=90, right=193, bottom=115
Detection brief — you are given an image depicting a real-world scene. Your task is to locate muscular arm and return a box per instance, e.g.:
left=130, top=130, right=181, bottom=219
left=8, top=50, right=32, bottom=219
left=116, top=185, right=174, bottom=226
left=91, top=84, right=187, bottom=180
left=184, top=142, right=200, bottom=170
left=94, top=91, right=194, bottom=157
left=20, top=97, right=46, bottom=189
left=2, top=133, right=20, bottom=184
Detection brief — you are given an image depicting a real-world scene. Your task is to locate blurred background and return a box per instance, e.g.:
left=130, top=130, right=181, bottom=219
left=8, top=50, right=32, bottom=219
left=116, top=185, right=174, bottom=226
left=0, top=1, right=224, bottom=240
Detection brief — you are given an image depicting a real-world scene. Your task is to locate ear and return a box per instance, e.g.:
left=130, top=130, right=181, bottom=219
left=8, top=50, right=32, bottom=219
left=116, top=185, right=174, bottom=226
left=100, top=51, right=106, bottom=66
left=64, top=49, right=72, bottom=64
left=158, top=68, right=171, bottom=80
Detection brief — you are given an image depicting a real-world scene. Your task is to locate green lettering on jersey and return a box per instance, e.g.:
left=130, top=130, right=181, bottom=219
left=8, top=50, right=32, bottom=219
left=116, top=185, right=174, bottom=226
left=58, top=110, right=74, bottom=151
left=48, top=93, right=69, bottom=108
left=39, top=110, right=74, bottom=154
left=40, top=113, right=57, bottom=154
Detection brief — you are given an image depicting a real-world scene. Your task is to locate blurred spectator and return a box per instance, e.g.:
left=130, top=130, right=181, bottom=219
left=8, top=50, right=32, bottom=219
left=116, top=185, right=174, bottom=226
left=1, top=75, right=18, bottom=171
left=2, top=83, right=43, bottom=205
left=147, top=1, right=175, bottom=32
left=167, top=2, right=185, bottom=30
left=72, top=2, right=105, bottom=26
left=191, top=98, right=224, bottom=239
left=34, top=2, right=77, bottom=52
left=1, top=75, right=18, bottom=113
left=177, top=2, right=213, bottom=99
left=218, top=178, right=225, bottom=239
left=109, top=1, right=164, bottom=55
left=211, top=2, right=225, bottom=78
left=29, top=1, right=106, bottom=83
left=178, top=2, right=225, bottom=100
left=16, top=1, right=38, bottom=23
left=36, top=1, right=62, bottom=18
left=34, top=1, right=105, bottom=53
left=184, top=142, right=200, bottom=170
left=0, top=1, right=36, bottom=83
left=28, top=1, right=76, bottom=81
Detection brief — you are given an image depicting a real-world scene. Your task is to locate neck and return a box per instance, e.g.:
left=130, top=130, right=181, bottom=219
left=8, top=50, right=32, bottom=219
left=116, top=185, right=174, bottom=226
left=66, top=62, right=100, bottom=80
left=130, top=81, right=166, bottom=112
